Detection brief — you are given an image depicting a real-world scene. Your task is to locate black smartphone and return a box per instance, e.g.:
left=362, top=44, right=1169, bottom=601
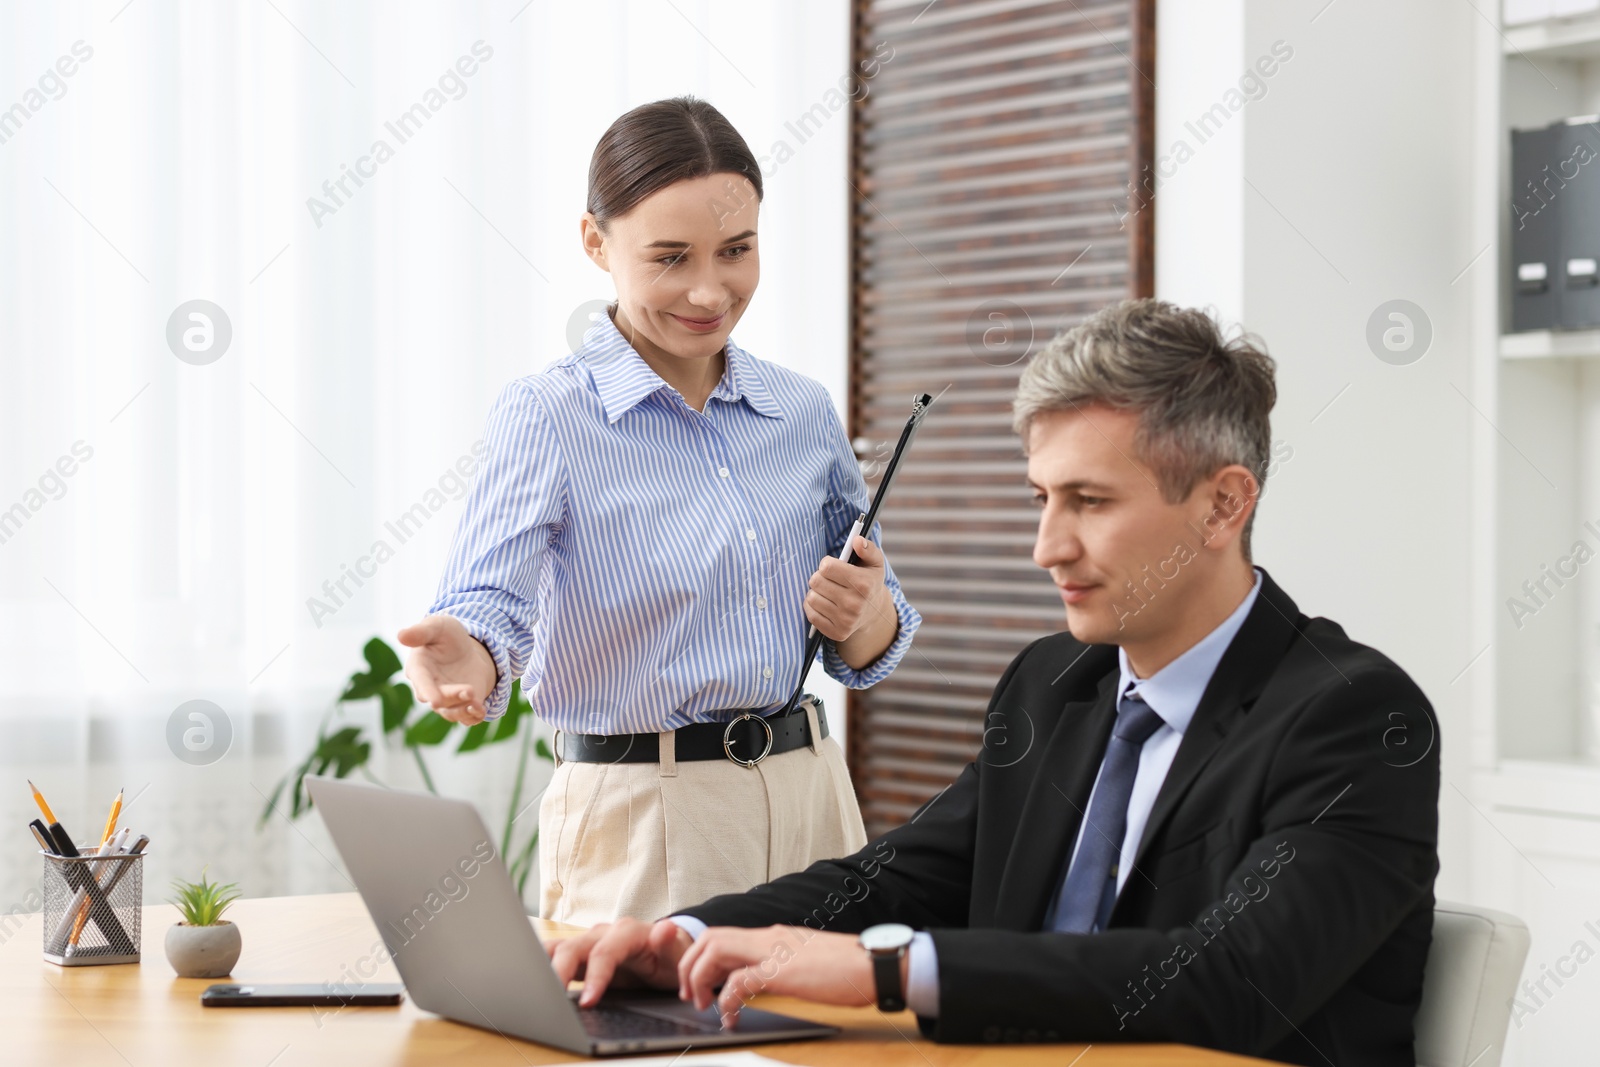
left=201, top=983, right=404, bottom=1007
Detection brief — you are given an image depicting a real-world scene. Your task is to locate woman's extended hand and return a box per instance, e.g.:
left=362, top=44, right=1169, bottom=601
left=806, top=535, right=899, bottom=669
left=397, top=615, right=497, bottom=724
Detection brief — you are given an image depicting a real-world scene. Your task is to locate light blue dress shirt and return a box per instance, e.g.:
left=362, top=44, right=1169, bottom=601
left=429, top=310, right=921, bottom=730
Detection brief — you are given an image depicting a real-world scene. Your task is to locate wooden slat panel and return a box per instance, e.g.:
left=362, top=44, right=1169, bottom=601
left=847, top=0, right=1153, bottom=838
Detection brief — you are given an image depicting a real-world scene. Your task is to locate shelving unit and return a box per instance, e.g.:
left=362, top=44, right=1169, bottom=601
left=1500, top=328, right=1600, bottom=357
left=1503, top=10, right=1600, bottom=59
left=1490, top=11, right=1600, bottom=768
left=1433, top=12, right=1600, bottom=1062
left=1470, top=13, right=1600, bottom=1061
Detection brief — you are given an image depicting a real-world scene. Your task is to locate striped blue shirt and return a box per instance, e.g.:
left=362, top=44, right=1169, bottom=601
left=428, top=310, right=922, bottom=733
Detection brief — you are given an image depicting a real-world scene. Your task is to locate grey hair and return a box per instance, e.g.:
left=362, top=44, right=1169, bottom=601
left=1012, top=298, right=1277, bottom=557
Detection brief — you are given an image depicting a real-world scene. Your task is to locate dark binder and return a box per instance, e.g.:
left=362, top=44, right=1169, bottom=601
left=1511, top=123, right=1562, bottom=332
left=1557, top=119, right=1600, bottom=329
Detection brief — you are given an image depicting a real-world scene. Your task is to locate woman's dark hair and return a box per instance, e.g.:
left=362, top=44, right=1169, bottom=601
left=586, top=96, right=764, bottom=230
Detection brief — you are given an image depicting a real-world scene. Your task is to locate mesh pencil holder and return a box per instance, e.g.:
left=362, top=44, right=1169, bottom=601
left=41, top=848, right=144, bottom=966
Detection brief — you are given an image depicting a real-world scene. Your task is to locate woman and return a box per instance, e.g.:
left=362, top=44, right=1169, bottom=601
left=398, top=97, right=921, bottom=925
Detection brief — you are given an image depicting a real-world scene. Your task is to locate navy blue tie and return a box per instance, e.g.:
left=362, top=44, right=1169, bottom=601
left=1049, top=691, right=1166, bottom=933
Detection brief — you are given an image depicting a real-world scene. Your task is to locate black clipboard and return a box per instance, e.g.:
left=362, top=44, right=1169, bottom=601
left=782, top=392, right=935, bottom=714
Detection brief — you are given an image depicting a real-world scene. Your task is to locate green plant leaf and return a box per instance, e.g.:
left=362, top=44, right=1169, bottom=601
left=405, top=711, right=454, bottom=746
left=339, top=671, right=385, bottom=702
left=314, top=726, right=371, bottom=778
left=260, top=725, right=330, bottom=827
left=168, top=867, right=242, bottom=926
left=488, top=708, right=517, bottom=744
left=488, top=701, right=523, bottom=745
left=487, top=679, right=531, bottom=744
left=363, top=637, right=403, bottom=680
left=262, top=637, right=549, bottom=836
left=487, top=712, right=517, bottom=744
left=261, top=724, right=373, bottom=825
left=456, top=720, right=490, bottom=753
left=341, top=638, right=403, bottom=701
left=380, top=683, right=413, bottom=733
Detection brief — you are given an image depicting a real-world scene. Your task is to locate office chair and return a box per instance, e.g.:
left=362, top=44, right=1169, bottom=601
left=1413, top=901, right=1531, bottom=1067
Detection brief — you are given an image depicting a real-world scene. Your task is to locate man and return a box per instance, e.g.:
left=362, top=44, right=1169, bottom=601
left=550, top=299, right=1440, bottom=1065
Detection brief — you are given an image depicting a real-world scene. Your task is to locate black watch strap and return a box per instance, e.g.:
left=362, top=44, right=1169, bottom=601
left=870, top=948, right=906, bottom=1012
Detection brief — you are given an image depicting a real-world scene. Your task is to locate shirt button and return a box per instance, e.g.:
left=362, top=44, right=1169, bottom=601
left=745, top=528, right=756, bottom=541
left=762, top=666, right=774, bottom=679
left=756, top=596, right=767, bottom=610
left=718, top=467, right=730, bottom=478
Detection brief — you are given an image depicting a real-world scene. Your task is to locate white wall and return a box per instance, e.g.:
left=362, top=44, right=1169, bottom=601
left=1158, top=0, right=1477, bottom=900
left=1154, top=0, right=1245, bottom=324
left=1245, top=0, right=1478, bottom=896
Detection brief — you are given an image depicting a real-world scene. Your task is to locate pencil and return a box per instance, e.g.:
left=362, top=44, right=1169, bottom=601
left=27, top=779, right=57, bottom=826
left=97, top=787, right=123, bottom=846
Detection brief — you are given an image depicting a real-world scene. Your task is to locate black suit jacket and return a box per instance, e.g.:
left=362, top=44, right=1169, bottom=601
left=681, top=571, right=1440, bottom=1065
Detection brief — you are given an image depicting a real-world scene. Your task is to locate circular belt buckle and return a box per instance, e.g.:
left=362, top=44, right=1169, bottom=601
left=723, top=713, right=774, bottom=768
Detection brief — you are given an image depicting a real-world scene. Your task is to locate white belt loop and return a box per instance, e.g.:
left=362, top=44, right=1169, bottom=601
left=658, top=729, right=678, bottom=777
left=803, top=700, right=822, bottom=756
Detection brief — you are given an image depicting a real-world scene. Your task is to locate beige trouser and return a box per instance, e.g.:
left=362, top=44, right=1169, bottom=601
left=538, top=703, right=868, bottom=925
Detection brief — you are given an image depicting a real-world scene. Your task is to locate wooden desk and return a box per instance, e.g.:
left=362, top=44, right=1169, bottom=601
left=0, top=893, right=1276, bottom=1065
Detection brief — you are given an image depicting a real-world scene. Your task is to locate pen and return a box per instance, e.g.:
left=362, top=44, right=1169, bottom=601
left=47, top=819, right=80, bottom=858
left=28, top=819, right=56, bottom=854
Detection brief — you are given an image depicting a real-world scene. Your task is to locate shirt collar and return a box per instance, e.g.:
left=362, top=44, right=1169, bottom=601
left=578, top=307, right=783, bottom=424
left=1115, top=567, right=1264, bottom=737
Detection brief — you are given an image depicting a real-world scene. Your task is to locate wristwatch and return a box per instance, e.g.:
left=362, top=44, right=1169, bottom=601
left=858, top=923, right=915, bottom=1012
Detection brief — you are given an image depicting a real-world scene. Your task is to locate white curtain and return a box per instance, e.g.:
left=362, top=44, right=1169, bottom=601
left=0, top=0, right=851, bottom=907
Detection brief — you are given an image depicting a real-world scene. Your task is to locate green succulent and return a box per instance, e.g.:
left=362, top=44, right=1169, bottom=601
left=169, top=868, right=241, bottom=926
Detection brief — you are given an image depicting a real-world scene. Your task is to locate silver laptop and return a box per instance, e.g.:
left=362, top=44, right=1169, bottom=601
left=306, top=775, right=838, bottom=1056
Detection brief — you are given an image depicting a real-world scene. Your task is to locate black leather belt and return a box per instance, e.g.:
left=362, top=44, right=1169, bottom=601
left=556, top=695, right=828, bottom=768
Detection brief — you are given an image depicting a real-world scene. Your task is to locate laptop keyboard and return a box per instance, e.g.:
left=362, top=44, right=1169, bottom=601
left=578, top=1004, right=718, bottom=1039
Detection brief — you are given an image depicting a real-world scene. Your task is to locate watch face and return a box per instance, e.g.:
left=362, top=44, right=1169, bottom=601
left=859, top=922, right=915, bottom=952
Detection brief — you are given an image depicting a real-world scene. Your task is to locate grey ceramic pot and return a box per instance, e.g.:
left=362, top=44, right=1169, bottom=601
left=165, top=920, right=241, bottom=978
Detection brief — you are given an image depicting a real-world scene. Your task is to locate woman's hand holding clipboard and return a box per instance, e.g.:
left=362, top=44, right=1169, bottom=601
left=784, top=392, right=934, bottom=714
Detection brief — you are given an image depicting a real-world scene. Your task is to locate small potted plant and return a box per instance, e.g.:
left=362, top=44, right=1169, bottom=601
left=165, top=868, right=242, bottom=978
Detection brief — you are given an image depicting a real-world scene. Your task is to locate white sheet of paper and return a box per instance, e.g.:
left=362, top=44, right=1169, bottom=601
left=601, top=1052, right=800, bottom=1067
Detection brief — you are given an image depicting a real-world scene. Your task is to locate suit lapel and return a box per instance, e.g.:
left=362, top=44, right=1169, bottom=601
left=1125, top=571, right=1304, bottom=880
left=992, top=671, right=1119, bottom=930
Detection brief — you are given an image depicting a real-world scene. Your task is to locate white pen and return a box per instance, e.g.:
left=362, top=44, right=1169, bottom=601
left=839, top=515, right=865, bottom=564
